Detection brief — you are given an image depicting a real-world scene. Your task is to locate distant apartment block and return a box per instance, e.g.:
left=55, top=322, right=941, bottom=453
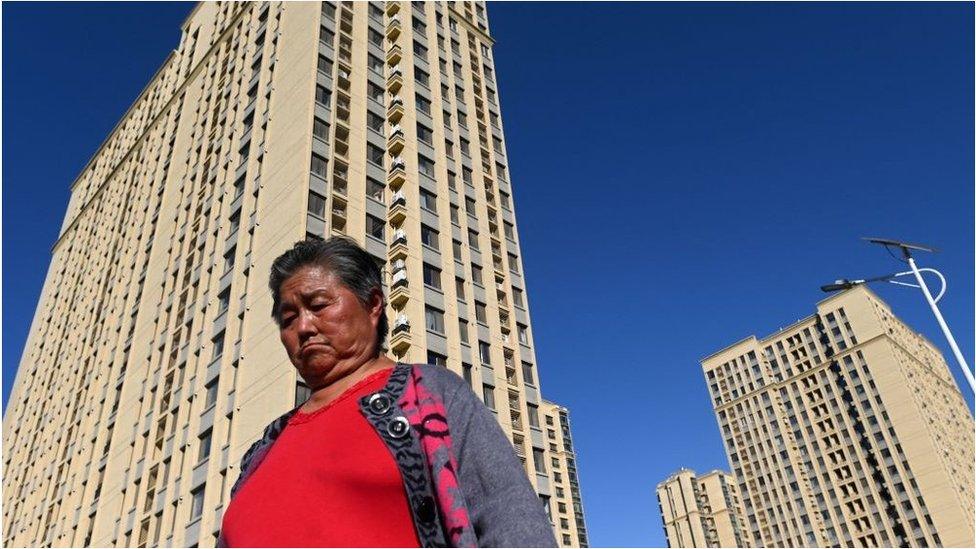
left=702, top=286, right=974, bottom=547
left=1, top=2, right=583, bottom=547
left=657, top=468, right=752, bottom=548
left=542, top=400, right=590, bottom=547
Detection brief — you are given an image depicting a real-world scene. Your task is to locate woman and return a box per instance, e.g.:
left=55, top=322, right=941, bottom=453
left=219, top=237, right=555, bottom=547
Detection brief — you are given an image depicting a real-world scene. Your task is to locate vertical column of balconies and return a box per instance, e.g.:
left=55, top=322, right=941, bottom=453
left=383, top=2, right=414, bottom=359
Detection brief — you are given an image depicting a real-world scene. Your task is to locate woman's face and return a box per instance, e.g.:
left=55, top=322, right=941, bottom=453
left=276, top=266, right=381, bottom=388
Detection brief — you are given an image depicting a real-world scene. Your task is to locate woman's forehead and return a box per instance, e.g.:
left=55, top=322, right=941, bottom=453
left=280, top=266, right=340, bottom=295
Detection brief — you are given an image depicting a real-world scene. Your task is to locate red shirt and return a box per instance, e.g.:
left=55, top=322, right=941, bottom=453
left=221, top=368, right=420, bottom=547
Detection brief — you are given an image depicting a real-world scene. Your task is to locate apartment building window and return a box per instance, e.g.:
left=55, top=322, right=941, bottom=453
left=198, top=430, right=213, bottom=462
left=425, top=307, right=445, bottom=334
left=212, top=331, right=226, bottom=360
left=223, top=246, right=237, bottom=275
left=443, top=110, right=453, bottom=126
left=500, top=191, right=511, bottom=211
left=482, top=383, right=495, bottom=409
left=204, top=378, right=219, bottom=409
left=368, top=27, right=383, bottom=47
left=419, top=188, right=437, bottom=212
left=368, top=82, right=384, bottom=103
left=452, top=239, right=463, bottom=260
left=316, top=84, right=331, bottom=107
left=320, top=26, right=336, bottom=46
left=412, top=16, right=427, bottom=33
left=369, top=2, right=383, bottom=20
left=518, top=324, right=529, bottom=345
left=522, top=361, right=534, bottom=385
left=317, top=55, right=333, bottom=75
left=459, top=319, right=469, bottom=344
left=217, top=289, right=231, bottom=315
left=367, top=111, right=384, bottom=133
left=557, top=502, right=567, bottom=513
left=417, top=123, right=434, bottom=145
left=513, top=288, right=525, bottom=308
left=472, top=264, right=483, bottom=285
left=313, top=117, right=330, bottom=140
left=460, top=137, right=470, bottom=156
left=416, top=67, right=430, bottom=87
left=308, top=192, right=326, bottom=218
left=447, top=170, right=457, bottom=190
left=445, top=139, right=455, bottom=158
left=416, top=94, right=432, bottom=115
left=496, top=162, right=508, bottom=180
left=493, top=136, right=504, bottom=153
left=462, top=363, right=473, bottom=385
left=475, top=301, right=488, bottom=324
left=527, top=404, right=540, bottom=429
left=457, top=110, right=467, bottom=127
left=468, top=229, right=479, bottom=251
left=322, top=2, right=336, bottom=19
left=413, top=41, right=428, bottom=59
left=533, top=448, right=546, bottom=474
left=367, top=144, right=385, bottom=167
left=450, top=204, right=460, bottom=225
left=423, top=263, right=442, bottom=290
left=366, top=214, right=385, bottom=240
left=503, top=221, right=515, bottom=240
left=455, top=277, right=466, bottom=301
left=440, top=57, right=449, bottom=75
left=509, top=253, right=520, bottom=274
left=462, top=167, right=473, bottom=186
left=427, top=351, right=447, bottom=367
left=311, top=153, right=329, bottom=178
left=414, top=157, right=435, bottom=180
left=190, top=487, right=205, bottom=520
left=367, top=177, right=384, bottom=201
left=368, top=54, right=384, bottom=73
left=420, top=224, right=439, bottom=250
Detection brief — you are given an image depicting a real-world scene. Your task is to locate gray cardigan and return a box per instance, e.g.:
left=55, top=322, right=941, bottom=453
left=220, top=363, right=556, bottom=547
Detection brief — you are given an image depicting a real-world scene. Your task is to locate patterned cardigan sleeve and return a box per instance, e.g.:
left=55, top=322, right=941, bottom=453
left=443, top=376, right=557, bottom=547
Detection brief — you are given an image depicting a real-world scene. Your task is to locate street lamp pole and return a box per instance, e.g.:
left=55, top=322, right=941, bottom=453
left=903, top=254, right=975, bottom=393
left=822, top=238, right=974, bottom=394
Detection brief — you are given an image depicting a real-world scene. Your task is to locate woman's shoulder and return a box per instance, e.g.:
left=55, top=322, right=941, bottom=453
left=409, top=363, right=472, bottom=401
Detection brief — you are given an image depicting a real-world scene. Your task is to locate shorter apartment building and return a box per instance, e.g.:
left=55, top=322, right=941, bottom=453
left=657, top=468, right=752, bottom=548
left=702, top=286, right=974, bottom=547
left=541, top=400, right=589, bottom=547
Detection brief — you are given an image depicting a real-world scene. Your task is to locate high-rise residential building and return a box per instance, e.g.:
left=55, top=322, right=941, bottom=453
left=1, top=2, right=581, bottom=547
left=656, top=468, right=752, bottom=548
left=701, top=286, right=974, bottom=548
left=541, top=400, right=590, bottom=547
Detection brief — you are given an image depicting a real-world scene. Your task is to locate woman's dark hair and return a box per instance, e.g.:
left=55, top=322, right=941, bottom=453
left=269, top=237, right=387, bottom=356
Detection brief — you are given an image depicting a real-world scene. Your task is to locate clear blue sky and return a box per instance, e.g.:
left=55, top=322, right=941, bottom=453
left=3, top=3, right=973, bottom=547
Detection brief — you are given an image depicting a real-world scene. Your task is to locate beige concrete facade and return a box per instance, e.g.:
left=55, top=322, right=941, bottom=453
left=702, top=286, right=975, bottom=548
left=541, top=400, right=590, bottom=547
left=2, top=2, right=580, bottom=547
left=657, top=469, right=752, bottom=548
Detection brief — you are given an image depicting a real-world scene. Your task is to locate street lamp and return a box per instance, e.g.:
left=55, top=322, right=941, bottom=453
left=821, top=237, right=974, bottom=394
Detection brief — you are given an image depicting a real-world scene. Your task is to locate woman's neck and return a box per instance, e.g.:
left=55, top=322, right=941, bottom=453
left=301, top=355, right=396, bottom=413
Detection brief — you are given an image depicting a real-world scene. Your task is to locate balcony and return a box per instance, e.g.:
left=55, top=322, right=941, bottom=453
left=390, top=231, right=408, bottom=262
left=388, top=156, right=406, bottom=189
left=387, top=124, right=405, bottom=155
left=387, top=64, right=403, bottom=93
left=389, top=190, right=407, bottom=225
left=388, top=95, right=404, bottom=122
left=391, top=314, right=411, bottom=355
left=386, top=1, right=400, bottom=15
left=331, top=198, right=347, bottom=232
left=386, top=15, right=401, bottom=40
left=386, top=44, right=402, bottom=66
left=390, top=270, right=409, bottom=308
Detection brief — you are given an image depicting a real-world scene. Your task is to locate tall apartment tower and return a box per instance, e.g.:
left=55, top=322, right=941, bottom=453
left=541, top=400, right=590, bottom=547
left=2, top=2, right=581, bottom=547
left=656, top=469, right=752, bottom=548
left=701, top=286, right=974, bottom=548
